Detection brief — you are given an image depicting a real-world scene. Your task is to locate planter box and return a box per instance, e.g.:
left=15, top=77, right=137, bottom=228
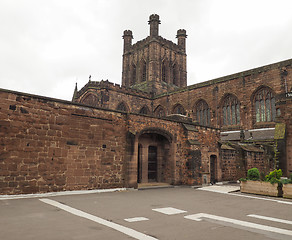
left=283, top=184, right=292, bottom=199
left=240, top=180, right=282, bottom=197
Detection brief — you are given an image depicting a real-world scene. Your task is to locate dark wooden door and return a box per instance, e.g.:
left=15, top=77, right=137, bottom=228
left=148, top=146, right=157, bottom=181
left=210, top=155, right=217, bottom=183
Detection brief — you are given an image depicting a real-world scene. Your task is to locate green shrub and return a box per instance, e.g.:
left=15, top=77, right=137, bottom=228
left=265, top=169, right=282, bottom=182
left=281, top=178, right=292, bottom=185
left=247, top=168, right=260, bottom=181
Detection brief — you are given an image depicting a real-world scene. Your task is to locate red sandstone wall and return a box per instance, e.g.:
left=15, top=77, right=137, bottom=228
left=0, top=90, right=127, bottom=194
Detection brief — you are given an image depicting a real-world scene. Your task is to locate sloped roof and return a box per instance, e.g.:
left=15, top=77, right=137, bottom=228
left=220, top=128, right=275, bottom=141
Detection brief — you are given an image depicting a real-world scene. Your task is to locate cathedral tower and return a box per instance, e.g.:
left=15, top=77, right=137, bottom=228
left=122, top=14, right=187, bottom=95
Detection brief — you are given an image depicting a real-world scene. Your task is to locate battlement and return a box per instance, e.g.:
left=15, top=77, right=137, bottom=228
left=74, top=79, right=151, bottom=101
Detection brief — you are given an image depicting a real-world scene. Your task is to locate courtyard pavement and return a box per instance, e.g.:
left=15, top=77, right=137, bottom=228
left=1, top=185, right=292, bottom=240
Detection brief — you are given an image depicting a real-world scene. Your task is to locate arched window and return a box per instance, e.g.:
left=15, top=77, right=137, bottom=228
left=141, top=61, right=146, bottom=82
left=254, top=87, right=276, bottom=122
left=139, top=106, right=149, bottom=115
left=195, top=100, right=210, bottom=126
left=173, top=104, right=185, bottom=115
left=162, top=61, right=167, bottom=82
left=222, top=95, right=240, bottom=126
left=117, top=102, right=128, bottom=112
left=81, top=94, right=97, bottom=107
left=154, top=105, right=166, bottom=117
left=131, top=64, right=136, bottom=85
left=172, top=64, right=178, bottom=86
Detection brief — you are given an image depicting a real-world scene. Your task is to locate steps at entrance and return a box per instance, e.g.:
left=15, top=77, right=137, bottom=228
left=138, top=182, right=174, bottom=190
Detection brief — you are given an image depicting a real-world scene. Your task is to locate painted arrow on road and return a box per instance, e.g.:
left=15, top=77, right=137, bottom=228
left=184, top=213, right=292, bottom=237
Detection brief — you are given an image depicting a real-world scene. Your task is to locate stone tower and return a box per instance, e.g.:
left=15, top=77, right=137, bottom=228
left=122, top=14, right=187, bottom=95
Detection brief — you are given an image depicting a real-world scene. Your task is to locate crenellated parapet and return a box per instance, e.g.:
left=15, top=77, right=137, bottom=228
left=122, top=14, right=187, bottom=91
left=73, top=79, right=151, bottom=102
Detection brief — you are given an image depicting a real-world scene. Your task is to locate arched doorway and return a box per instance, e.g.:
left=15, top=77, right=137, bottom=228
left=137, top=130, right=173, bottom=184
left=210, top=155, right=217, bottom=183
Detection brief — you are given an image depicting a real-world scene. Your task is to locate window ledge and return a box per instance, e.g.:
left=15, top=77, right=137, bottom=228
left=254, top=122, right=275, bottom=128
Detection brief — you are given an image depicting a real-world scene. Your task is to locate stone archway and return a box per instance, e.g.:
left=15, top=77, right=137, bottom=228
left=137, top=129, right=173, bottom=184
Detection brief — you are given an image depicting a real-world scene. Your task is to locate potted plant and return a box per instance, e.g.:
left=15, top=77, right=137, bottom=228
left=240, top=168, right=283, bottom=197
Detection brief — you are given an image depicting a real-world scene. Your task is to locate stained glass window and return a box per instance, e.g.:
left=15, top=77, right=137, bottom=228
left=131, top=64, right=136, bottom=85
left=117, top=102, right=128, bottom=112
left=141, top=61, right=146, bottom=82
left=195, top=100, right=210, bottom=126
left=254, top=88, right=275, bottom=122
left=154, top=105, right=166, bottom=117
left=139, top=106, right=149, bottom=115
left=222, top=95, right=240, bottom=126
left=173, top=104, right=185, bottom=115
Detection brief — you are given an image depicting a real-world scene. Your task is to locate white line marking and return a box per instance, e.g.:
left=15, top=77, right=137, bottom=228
left=184, top=213, right=292, bottom=236
left=152, top=207, right=187, bottom=215
left=0, top=188, right=129, bottom=200
left=124, top=217, right=149, bottom=223
left=248, top=214, right=292, bottom=225
left=40, top=199, right=157, bottom=240
left=197, top=188, right=292, bottom=205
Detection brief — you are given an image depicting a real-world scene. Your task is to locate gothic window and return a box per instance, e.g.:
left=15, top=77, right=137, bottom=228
left=117, top=102, right=128, bottom=112
left=195, top=100, right=210, bottom=126
left=222, top=95, right=240, bottom=126
left=172, top=64, right=178, bottom=86
left=139, top=106, right=149, bottom=115
left=81, top=94, right=98, bottom=107
left=154, top=105, right=166, bottom=117
left=162, top=61, right=166, bottom=82
left=173, top=104, right=185, bottom=115
left=254, top=87, right=276, bottom=122
left=131, top=64, right=136, bottom=85
left=141, top=61, right=146, bottom=82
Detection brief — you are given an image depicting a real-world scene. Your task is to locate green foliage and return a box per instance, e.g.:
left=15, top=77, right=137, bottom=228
left=281, top=178, right=292, bottom=185
left=265, top=169, right=282, bottom=182
left=265, top=169, right=283, bottom=186
left=247, top=168, right=260, bottom=181
left=239, top=178, right=247, bottom=182
left=281, top=174, right=292, bottom=185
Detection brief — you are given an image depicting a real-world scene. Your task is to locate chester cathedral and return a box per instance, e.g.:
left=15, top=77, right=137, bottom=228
left=1, top=15, right=291, bottom=194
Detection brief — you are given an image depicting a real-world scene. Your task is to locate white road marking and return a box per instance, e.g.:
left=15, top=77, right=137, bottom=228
left=197, top=187, right=292, bottom=205
left=248, top=214, right=292, bottom=225
left=152, top=207, right=187, bottom=215
left=184, top=213, right=292, bottom=236
left=0, top=188, right=128, bottom=200
left=124, top=217, right=149, bottom=222
left=40, top=199, right=157, bottom=240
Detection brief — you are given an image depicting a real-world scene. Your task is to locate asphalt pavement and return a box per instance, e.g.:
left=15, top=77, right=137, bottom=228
left=1, top=185, right=292, bottom=240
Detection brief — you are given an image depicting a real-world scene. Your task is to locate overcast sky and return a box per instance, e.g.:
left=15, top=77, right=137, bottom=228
left=1, top=0, right=292, bottom=101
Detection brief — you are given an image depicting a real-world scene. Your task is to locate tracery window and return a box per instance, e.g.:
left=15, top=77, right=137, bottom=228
left=162, top=62, right=166, bottom=82
left=131, top=64, right=136, bottom=85
left=222, top=95, right=240, bottom=126
left=141, top=61, right=146, bottom=82
left=254, top=87, right=276, bottom=122
left=117, top=102, right=128, bottom=112
left=172, top=64, right=178, bottom=86
left=81, top=94, right=97, bottom=107
left=154, top=105, right=166, bottom=117
left=195, top=100, right=210, bottom=126
left=139, top=106, right=149, bottom=115
left=173, top=104, right=185, bottom=115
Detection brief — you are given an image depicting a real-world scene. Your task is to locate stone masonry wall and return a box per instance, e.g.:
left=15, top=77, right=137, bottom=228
left=0, top=90, right=127, bottom=195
